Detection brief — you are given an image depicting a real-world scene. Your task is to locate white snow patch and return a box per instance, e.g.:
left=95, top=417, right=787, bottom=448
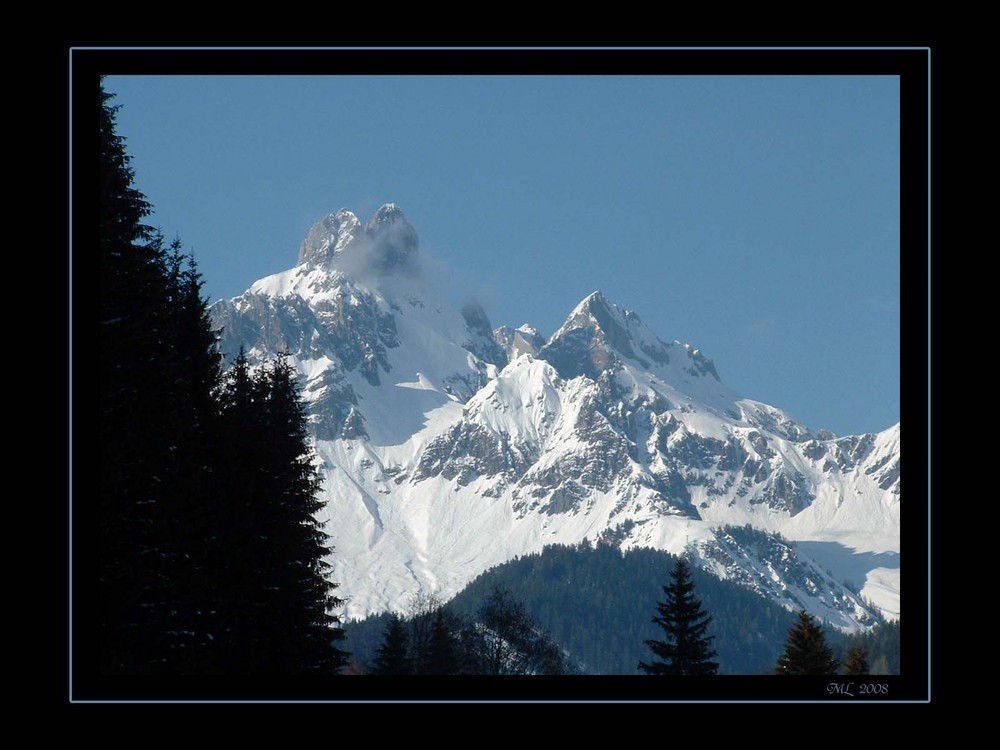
left=862, top=567, right=901, bottom=621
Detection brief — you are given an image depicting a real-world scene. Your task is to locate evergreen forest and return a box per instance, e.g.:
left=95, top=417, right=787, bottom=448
left=98, top=77, right=347, bottom=674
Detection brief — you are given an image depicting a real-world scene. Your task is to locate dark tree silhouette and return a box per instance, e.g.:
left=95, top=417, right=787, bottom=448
left=844, top=644, right=870, bottom=675
left=464, top=586, right=570, bottom=675
left=425, top=608, right=462, bottom=675
left=638, top=558, right=719, bottom=675
left=256, top=353, right=348, bottom=673
left=100, top=80, right=220, bottom=673
left=402, top=593, right=442, bottom=674
left=213, top=351, right=348, bottom=673
left=775, top=610, right=840, bottom=675
left=846, top=619, right=899, bottom=675
left=99, top=78, right=347, bottom=675
left=372, top=614, right=412, bottom=675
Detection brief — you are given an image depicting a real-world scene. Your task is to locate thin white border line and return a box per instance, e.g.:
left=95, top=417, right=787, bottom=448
left=69, top=698, right=929, bottom=705
left=69, top=46, right=932, bottom=52
left=68, top=50, right=74, bottom=704
left=925, top=46, right=932, bottom=703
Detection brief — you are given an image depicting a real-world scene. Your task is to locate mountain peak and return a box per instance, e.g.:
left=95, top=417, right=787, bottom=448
left=568, top=290, right=612, bottom=319
left=494, top=323, right=547, bottom=361
left=366, top=202, right=406, bottom=229
left=297, top=209, right=362, bottom=266
left=580, top=289, right=607, bottom=306
left=296, top=204, right=420, bottom=278
left=363, top=204, right=419, bottom=274
left=567, top=290, right=639, bottom=329
left=540, top=292, right=668, bottom=380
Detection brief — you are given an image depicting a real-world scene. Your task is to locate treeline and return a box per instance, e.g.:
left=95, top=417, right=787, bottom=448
left=346, top=542, right=792, bottom=674
left=449, top=541, right=799, bottom=674
left=842, top=618, right=900, bottom=675
left=347, top=542, right=901, bottom=675
left=353, top=587, right=574, bottom=675
left=98, top=79, right=347, bottom=674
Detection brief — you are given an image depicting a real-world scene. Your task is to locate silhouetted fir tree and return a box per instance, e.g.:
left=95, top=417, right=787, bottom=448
left=638, top=558, right=719, bottom=675
left=775, top=610, right=840, bottom=675
left=99, top=79, right=221, bottom=673
left=212, top=351, right=348, bottom=673
left=844, top=644, right=870, bottom=675
left=100, top=78, right=160, bottom=673
left=99, top=77, right=346, bottom=675
left=210, top=348, right=262, bottom=671
left=373, top=614, right=412, bottom=675
left=149, top=240, right=226, bottom=673
left=167, top=243, right=222, bottom=426
left=425, top=608, right=462, bottom=675
left=254, top=353, right=348, bottom=673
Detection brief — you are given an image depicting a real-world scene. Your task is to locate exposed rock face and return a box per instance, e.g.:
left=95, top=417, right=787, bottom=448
left=297, top=204, right=420, bottom=275
left=297, top=209, right=363, bottom=267
left=494, top=324, right=546, bottom=360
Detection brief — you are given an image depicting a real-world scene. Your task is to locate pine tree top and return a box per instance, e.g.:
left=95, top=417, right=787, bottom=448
left=775, top=610, right=840, bottom=675
left=639, top=557, right=718, bottom=676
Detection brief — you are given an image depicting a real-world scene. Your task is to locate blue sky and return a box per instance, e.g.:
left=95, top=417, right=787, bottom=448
left=105, top=74, right=900, bottom=437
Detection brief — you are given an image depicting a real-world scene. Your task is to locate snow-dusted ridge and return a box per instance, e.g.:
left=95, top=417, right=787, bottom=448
left=209, top=205, right=900, bottom=629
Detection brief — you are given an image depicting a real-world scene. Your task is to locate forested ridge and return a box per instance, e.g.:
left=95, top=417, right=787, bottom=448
left=347, top=542, right=900, bottom=675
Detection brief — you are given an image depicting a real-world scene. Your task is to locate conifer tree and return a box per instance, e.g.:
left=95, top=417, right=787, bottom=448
left=373, top=614, right=412, bottom=675
left=100, top=80, right=220, bottom=673
left=425, top=608, right=462, bottom=675
left=213, top=351, right=348, bottom=673
left=99, top=77, right=347, bottom=675
left=775, top=610, right=840, bottom=675
left=254, top=353, right=348, bottom=673
left=638, top=558, right=719, bottom=675
left=844, top=644, right=870, bottom=675
left=846, top=619, right=899, bottom=675
left=100, top=77, right=161, bottom=673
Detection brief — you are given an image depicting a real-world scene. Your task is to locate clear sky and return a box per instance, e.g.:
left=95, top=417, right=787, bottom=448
left=104, top=73, right=900, bottom=437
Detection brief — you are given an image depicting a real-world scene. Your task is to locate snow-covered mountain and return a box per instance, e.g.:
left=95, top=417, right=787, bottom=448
left=210, top=205, right=900, bottom=630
